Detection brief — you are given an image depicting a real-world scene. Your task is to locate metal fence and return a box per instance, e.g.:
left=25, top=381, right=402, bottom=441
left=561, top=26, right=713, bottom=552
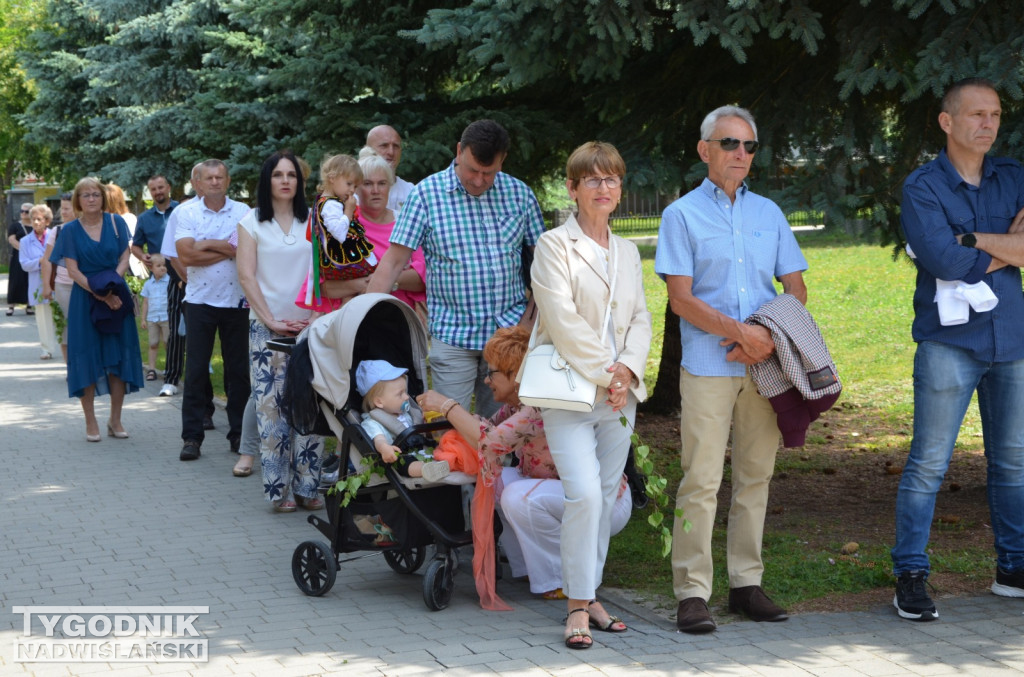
left=550, top=191, right=825, bottom=236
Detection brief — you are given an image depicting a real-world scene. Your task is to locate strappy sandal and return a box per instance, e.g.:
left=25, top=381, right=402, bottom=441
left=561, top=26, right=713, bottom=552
left=563, top=608, right=593, bottom=650
left=273, top=499, right=297, bottom=513
left=541, top=588, right=567, bottom=600
left=298, top=496, right=324, bottom=510
left=146, top=369, right=157, bottom=381
left=588, top=600, right=627, bottom=633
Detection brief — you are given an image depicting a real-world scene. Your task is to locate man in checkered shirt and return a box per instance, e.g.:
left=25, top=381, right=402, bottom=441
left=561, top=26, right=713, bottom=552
left=369, top=120, right=545, bottom=417
left=655, top=105, right=808, bottom=634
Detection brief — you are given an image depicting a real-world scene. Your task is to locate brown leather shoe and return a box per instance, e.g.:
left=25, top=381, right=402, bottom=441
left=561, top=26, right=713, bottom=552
left=728, top=585, right=789, bottom=622
left=675, top=597, right=717, bottom=633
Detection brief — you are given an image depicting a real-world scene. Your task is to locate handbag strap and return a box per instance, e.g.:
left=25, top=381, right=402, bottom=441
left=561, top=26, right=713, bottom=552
left=528, top=233, right=618, bottom=352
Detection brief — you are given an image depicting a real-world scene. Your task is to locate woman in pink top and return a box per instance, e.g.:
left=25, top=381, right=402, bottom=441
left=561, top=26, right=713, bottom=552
left=356, top=147, right=426, bottom=320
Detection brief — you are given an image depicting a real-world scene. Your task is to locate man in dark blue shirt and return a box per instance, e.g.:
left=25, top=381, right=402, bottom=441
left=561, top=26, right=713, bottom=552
left=894, top=77, right=1024, bottom=622
left=132, top=174, right=186, bottom=397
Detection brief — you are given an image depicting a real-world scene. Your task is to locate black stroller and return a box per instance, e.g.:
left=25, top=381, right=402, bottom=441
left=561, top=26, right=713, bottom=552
left=276, top=294, right=477, bottom=610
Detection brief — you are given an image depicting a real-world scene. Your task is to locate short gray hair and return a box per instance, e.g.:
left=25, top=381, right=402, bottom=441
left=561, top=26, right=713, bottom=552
left=700, top=105, right=758, bottom=141
left=357, top=146, right=395, bottom=185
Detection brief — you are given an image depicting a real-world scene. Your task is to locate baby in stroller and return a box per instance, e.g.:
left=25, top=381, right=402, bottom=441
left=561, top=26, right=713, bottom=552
left=355, top=359, right=451, bottom=483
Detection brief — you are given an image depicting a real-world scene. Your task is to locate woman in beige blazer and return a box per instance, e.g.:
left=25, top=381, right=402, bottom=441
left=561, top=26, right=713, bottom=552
left=527, top=141, right=652, bottom=649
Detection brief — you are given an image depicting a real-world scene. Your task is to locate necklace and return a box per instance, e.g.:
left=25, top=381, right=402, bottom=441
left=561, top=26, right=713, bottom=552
left=274, top=216, right=297, bottom=245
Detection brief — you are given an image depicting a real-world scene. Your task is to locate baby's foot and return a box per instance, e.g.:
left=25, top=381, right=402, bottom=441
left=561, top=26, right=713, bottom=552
left=419, top=460, right=450, bottom=483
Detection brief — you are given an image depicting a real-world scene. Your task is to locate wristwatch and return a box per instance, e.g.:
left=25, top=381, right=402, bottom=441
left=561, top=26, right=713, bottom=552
left=961, top=233, right=977, bottom=248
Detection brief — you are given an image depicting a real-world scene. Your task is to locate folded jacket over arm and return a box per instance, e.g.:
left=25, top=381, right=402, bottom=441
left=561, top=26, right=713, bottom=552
left=746, top=293, right=842, bottom=447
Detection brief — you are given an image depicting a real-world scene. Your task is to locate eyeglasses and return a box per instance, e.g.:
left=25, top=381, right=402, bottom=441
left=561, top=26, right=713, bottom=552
left=581, top=176, right=621, bottom=189
left=80, top=192, right=103, bottom=200
left=707, top=138, right=759, bottom=154
left=20, top=209, right=30, bottom=214
left=485, top=369, right=502, bottom=380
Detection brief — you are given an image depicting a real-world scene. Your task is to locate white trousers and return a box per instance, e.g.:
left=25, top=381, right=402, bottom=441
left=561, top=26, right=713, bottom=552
left=541, top=399, right=635, bottom=600
left=33, top=302, right=58, bottom=356
left=498, top=467, right=632, bottom=594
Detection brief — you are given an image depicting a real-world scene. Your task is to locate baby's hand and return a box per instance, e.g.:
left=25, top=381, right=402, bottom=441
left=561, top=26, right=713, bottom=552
left=381, top=446, right=400, bottom=464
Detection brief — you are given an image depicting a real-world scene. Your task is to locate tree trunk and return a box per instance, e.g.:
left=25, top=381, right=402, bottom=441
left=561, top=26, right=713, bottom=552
left=639, top=300, right=681, bottom=416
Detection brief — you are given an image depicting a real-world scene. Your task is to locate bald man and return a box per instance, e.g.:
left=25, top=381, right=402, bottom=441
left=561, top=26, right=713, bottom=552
left=367, top=125, right=415, bottom=212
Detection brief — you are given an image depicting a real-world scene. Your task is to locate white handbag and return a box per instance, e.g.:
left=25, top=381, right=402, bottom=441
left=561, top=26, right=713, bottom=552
left=518, top=237, right=617, bottom=413
left=518, top=343, right=598, bottom=412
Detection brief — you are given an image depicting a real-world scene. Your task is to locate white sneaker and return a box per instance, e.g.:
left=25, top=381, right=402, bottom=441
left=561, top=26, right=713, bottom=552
left=159, top=383, right=179, bottom=396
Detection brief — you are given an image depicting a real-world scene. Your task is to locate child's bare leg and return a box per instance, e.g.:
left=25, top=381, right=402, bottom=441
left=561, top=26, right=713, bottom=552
left=148, top=344, right=158, bottom=372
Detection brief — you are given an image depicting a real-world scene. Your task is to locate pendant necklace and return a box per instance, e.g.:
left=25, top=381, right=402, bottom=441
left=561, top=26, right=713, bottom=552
left=276, top=217, right=297, bottom=245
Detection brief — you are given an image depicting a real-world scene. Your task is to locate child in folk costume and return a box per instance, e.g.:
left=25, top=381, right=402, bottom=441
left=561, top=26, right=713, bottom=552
left=298, top=154, right=377, bottom=312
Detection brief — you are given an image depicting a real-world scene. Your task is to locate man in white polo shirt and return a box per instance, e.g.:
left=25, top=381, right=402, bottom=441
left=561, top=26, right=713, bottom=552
left=173, top=159, right=251, bottom=461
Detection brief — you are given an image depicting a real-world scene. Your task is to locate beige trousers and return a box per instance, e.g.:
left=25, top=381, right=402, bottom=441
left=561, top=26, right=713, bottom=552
left=671, top=368, right=780, bottom=601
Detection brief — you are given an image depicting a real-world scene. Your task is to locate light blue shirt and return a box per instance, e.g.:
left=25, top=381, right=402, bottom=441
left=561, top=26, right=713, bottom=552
left=140, top=275, right=170, bottom=322
left=389, top=162, right=545, bottom=350
left=654, top=178, right=808, bottom=377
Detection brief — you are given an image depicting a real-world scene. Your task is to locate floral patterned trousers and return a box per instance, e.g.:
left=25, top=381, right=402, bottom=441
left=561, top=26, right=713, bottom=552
left=250, top=320, right=323, bottom=502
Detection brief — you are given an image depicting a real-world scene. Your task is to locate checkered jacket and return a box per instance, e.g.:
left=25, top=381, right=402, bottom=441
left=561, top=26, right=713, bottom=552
left=746, top=294, right=841, bottom=400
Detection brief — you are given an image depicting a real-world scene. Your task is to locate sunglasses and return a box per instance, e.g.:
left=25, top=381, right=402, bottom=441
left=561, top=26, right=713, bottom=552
left=708, top=137, right=760, bottom=154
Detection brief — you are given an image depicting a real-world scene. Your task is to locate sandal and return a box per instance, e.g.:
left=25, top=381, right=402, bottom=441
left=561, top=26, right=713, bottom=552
left=563, top=608, right=593, bottom=650
left=273, top=499, right=297, bottom=513
left=298, top=496, right=324, bottom=510
left=541, top=588, right=567, bottom=600
left=5, top=309, right=12, bottom=316
left=146, top=369, right=157, bottom=381
left=588, top=600, right=627, bottom=633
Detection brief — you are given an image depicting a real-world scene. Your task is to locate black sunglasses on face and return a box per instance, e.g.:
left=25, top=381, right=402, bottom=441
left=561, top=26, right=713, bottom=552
left=708, top=137, right=759, bottom=154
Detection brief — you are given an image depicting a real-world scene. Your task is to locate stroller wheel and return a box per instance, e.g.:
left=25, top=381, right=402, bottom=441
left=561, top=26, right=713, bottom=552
left=292, top=540, right=337, bottom=596
left=384, top=547, right=426, bottom=574
left=422, top=556, right=456, bottom=611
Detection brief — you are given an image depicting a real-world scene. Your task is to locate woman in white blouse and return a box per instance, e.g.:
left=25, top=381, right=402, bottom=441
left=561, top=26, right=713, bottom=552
left=235, top=150, right=323, bottom=511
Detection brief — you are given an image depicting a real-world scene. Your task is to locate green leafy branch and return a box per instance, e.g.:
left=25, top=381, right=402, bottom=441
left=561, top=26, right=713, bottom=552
left=327, top=456, right=387, bottom=508
left=620, top=414, right=690, bottom=557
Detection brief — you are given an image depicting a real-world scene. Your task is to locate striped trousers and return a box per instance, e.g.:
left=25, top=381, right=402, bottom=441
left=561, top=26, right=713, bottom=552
left=163, top=279, right=186, bottom=386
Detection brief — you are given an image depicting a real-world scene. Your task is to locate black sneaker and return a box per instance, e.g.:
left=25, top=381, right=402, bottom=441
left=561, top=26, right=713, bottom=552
left=229, top=436, right=240, bottom=454
left=992, top=567, right=1024, bottom=598
left=180, top=440, right=202, bottom=461
left=894, top=570, right=938, bottom=621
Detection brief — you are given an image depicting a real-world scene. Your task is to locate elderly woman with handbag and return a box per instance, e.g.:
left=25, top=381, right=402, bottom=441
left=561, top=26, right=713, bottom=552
left=524, top=141, right=651, bottom=649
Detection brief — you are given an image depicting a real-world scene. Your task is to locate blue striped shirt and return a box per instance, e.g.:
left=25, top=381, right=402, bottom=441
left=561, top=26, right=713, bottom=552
left=655, top=178, right=808, bottom=377
left=390, top=162, right=545, bottom=350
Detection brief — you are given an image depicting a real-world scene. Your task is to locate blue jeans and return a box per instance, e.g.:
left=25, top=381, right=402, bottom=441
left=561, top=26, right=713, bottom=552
left=892, top=341, right=1024, bottom=574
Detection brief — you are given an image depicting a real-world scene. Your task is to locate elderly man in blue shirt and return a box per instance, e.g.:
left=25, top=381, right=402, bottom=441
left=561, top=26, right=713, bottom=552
left=893, top=77, right=1024, bottom=622
left=368, top=119, right=545, bottom=417
left=656, top=105, right=808, bottom=633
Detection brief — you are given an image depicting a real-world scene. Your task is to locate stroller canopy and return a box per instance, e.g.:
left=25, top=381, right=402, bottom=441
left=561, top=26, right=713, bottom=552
left=306, top=293, right=429, bottom=411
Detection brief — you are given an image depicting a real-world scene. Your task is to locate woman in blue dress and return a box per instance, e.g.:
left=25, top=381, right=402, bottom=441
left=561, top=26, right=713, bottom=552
left=51, top=177, right=144, bottom=442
